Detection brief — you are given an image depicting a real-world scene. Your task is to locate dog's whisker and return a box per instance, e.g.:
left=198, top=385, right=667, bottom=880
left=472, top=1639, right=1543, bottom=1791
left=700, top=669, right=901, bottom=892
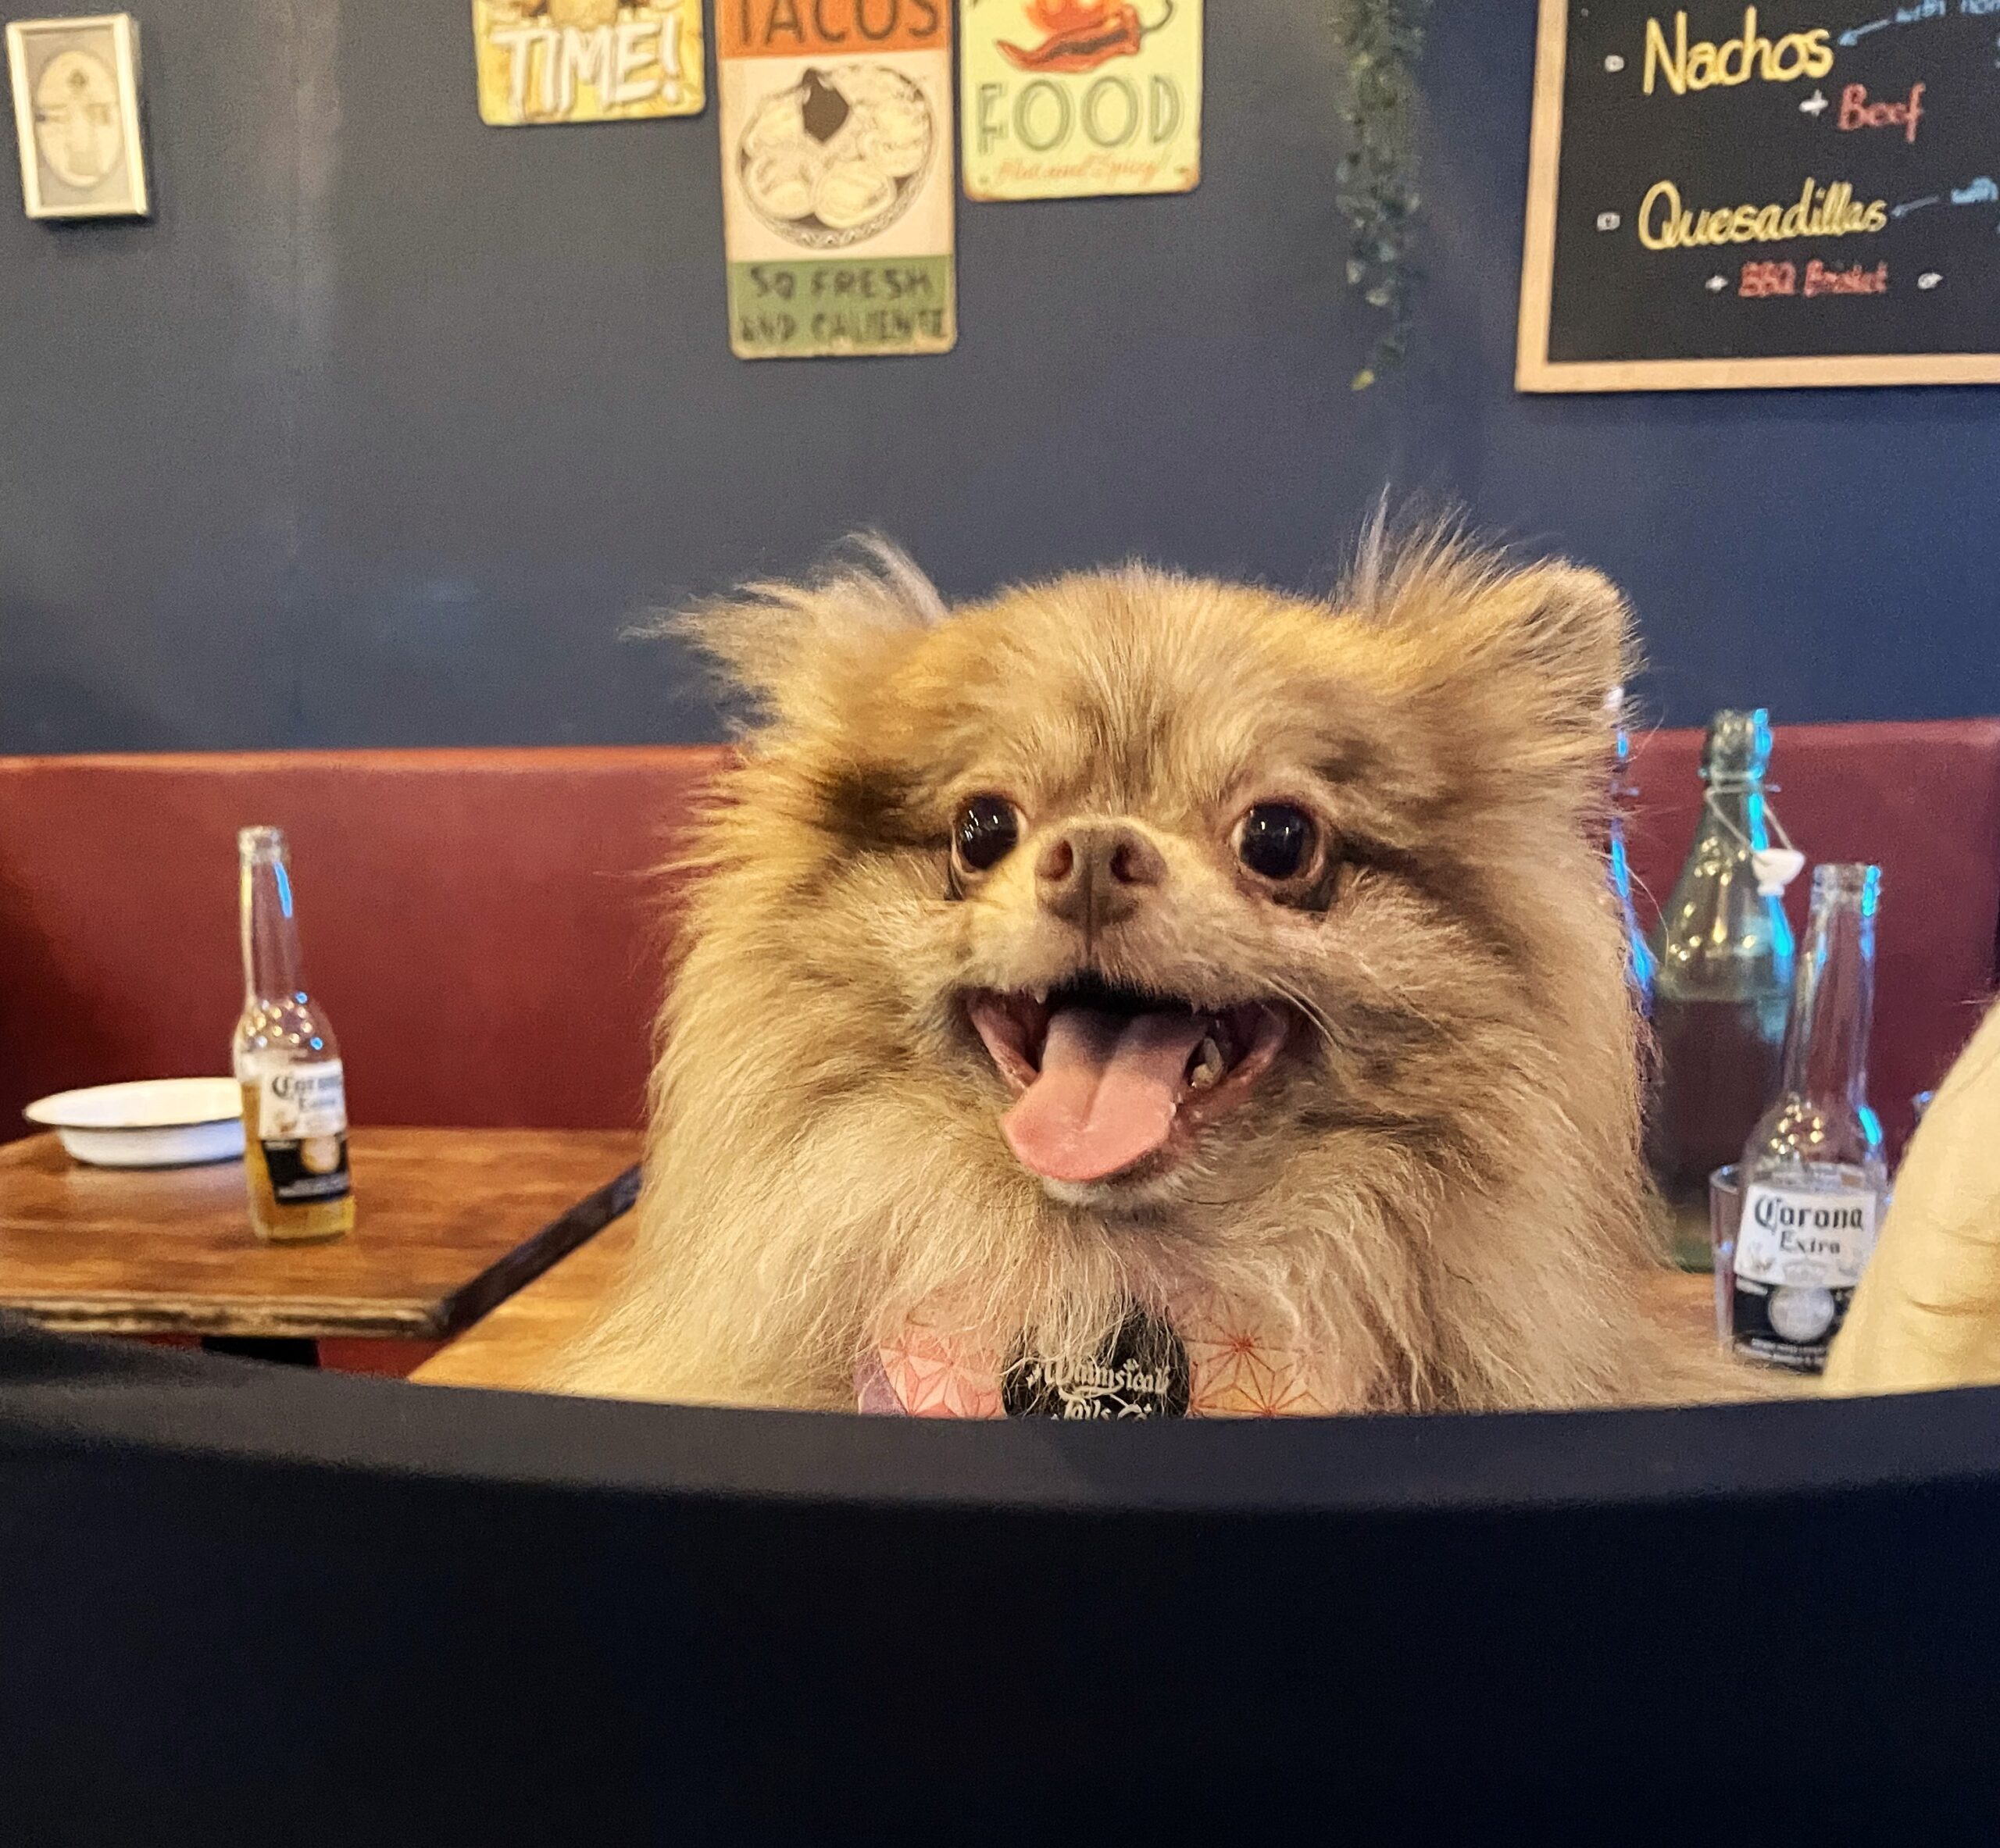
left=1266, top=977, right=1339, bottom=1049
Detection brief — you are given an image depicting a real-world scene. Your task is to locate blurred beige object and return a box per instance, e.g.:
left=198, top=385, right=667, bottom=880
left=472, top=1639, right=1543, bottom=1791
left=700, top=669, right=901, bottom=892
left=1824, top=999, right=2000, bottom=1395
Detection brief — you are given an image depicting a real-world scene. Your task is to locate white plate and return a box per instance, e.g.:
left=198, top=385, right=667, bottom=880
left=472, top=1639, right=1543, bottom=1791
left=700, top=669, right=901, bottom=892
left=24, top=1078, right=247, bottom=1169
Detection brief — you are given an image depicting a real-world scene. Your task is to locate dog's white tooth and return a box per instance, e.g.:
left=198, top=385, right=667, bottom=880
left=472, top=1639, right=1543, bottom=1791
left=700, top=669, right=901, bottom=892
left=1188, top=1033, right=1226, bottom=1090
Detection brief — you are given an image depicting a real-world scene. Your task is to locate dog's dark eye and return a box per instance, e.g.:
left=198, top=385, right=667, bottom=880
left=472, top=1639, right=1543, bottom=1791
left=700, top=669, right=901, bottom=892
left=954, top=794, right=1020, bottom=872
left=1237, top=804, right=1316, bottom=880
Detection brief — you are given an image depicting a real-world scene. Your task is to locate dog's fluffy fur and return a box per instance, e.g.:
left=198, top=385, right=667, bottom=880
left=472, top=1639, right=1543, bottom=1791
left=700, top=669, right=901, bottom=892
left=557, top=533, right=1738, bottom=1412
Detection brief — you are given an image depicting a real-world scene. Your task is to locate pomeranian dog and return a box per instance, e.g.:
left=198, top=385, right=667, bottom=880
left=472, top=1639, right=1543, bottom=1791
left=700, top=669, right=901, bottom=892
left=557, top=530, right=1733, bottom=1415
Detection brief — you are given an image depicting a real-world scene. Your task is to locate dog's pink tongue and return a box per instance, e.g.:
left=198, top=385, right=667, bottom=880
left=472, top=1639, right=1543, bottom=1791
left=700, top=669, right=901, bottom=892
left=1003, top=1008, right=1210, bottom=1184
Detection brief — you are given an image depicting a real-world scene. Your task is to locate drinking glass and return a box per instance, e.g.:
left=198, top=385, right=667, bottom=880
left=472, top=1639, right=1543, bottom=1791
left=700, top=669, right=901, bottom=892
left=1708, top=1164, right=1742, bottom=1347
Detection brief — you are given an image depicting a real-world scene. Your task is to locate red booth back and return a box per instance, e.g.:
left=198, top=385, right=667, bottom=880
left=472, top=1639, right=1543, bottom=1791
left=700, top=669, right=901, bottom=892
left=1627, top=719, right=2000, bottom=1154
left=0, top=727, right=1995, bottom=1154
left=0, top=748, right=724, bottom=1136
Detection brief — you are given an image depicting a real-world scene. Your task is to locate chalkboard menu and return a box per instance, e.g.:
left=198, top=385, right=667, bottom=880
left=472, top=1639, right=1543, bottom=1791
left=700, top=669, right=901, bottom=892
left=1517, top=0, right=2000, bottom=390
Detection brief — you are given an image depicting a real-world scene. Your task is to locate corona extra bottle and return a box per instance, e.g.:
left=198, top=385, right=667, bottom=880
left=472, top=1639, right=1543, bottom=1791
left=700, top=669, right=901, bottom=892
left=232, top=826, right=354, bottom=1243
left=1732, top=865, right=1887, bottom=1372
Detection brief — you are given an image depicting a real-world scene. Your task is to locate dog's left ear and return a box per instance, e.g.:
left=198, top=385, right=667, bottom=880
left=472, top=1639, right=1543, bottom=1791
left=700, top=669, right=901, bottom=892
left=1441, top=557, right=1633, bottom=740
left=1362, top=542, right=1635, bottom=806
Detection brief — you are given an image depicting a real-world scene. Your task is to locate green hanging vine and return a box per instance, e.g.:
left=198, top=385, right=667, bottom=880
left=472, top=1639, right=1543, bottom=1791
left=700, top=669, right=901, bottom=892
left=1331, top=0, right=1434, bottom=389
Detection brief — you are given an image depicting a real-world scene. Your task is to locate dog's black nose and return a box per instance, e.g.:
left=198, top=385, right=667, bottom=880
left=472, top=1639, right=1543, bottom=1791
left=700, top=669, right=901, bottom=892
left=1036, top=821, right=1166, bottom=933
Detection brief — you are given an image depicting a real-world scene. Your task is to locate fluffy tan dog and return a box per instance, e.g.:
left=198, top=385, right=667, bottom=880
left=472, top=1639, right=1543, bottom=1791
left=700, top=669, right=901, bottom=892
left=557, top=533, right=1734, bottom=1414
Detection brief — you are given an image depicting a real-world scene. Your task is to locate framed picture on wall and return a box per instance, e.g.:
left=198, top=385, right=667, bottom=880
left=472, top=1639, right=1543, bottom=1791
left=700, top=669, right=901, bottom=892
left=6, top=13, right=149, bottom=220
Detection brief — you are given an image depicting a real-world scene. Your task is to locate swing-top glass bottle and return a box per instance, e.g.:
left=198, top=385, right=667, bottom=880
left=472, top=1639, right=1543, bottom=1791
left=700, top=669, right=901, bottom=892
left=1646, top=708, right=1795, bottom=1263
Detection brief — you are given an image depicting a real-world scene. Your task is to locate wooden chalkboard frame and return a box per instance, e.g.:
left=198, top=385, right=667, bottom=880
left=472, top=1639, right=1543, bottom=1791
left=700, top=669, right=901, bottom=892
left=1515, top=0, right=2000, bottom=393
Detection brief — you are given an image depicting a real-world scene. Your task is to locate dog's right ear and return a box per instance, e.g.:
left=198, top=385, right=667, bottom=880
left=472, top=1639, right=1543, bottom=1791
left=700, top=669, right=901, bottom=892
left=673, top=537, right=946, bottom=738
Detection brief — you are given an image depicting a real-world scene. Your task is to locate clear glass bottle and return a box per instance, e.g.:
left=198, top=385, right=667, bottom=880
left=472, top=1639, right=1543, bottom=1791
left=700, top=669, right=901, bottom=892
left=1730, top=864, right=1887, bottom=1372
left=233, top=826, right=354, bottom=1243
left=1606, top=687, right=1657, bottom=1015
left=1646, top=709, right=1795, bottom=1267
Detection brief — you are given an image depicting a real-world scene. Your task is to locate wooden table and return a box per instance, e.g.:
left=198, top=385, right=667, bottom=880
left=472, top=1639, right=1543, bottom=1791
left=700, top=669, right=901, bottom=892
left=416, top=1209, right=638, bottom=1388
left=415, top=1227, right=1730, bottom=1396
left=0, top=1127, right=641, bottom=1360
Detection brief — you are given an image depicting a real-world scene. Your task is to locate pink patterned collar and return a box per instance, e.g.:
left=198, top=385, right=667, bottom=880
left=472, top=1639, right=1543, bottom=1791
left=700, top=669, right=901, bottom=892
left=856, top=1295, right=1343, bottom=1418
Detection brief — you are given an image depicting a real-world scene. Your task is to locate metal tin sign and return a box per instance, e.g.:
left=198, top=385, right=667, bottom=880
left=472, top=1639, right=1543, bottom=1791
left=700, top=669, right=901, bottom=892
left=473, top=0, right=704, bottom=127
left=719, top=0, right=956, bottom=358
left=961, top=0, right=1200, bottom=200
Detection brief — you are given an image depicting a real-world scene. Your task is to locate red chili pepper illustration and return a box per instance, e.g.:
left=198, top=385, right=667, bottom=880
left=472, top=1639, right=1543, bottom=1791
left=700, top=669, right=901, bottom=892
left=997, top=0, right=1172, bottom=73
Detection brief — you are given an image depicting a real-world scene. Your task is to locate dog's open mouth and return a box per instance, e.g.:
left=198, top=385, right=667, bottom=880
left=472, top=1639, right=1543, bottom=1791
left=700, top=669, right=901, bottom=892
left=965, top=975, right=1294, bottom=1187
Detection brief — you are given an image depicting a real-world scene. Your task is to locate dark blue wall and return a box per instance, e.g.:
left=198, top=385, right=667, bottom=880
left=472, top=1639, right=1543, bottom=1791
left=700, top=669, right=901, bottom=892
left=2, top=0, right=1994, bottom=753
